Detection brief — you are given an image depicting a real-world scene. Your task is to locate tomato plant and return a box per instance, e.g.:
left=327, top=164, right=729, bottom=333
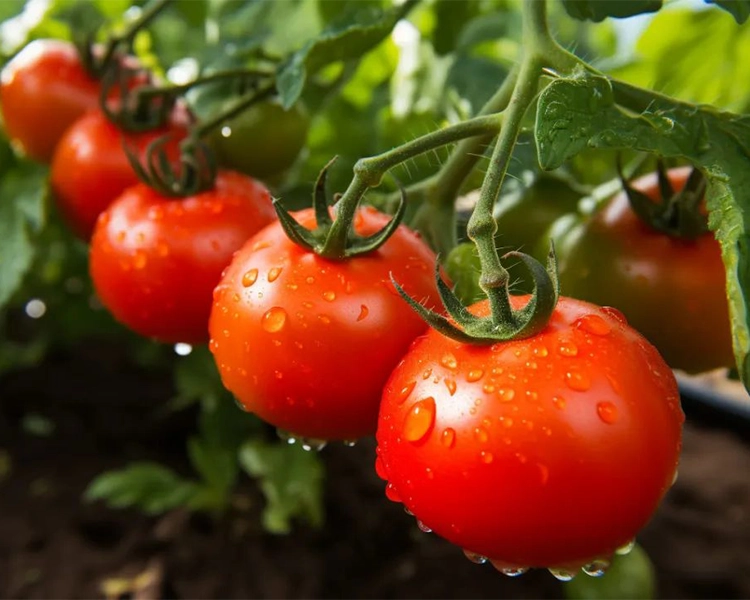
left=209, top=206, right=443, bottom=441
left=50, top=108, right=190, bottom=240
left=376, top=296, right=683, bottom=573
left=89, top=170, right=275, bottom=344
left=546, top=166, right=733, bottom=373
left=208, top=100, right=310, bottom=182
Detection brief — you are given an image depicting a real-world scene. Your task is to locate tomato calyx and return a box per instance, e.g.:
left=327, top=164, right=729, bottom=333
left=273, top=157, right=408, bottom=259
left=392, top=246, right=560, bottom=344
left=619, top=159, right=708, bottom=239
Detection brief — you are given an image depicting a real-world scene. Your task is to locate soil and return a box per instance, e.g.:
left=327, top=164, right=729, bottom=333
left=1, top=342, right=749, bottom=599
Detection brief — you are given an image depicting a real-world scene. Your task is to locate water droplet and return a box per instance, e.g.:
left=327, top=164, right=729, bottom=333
left=357, top=305, right=369, bottom=321
left=501, top=417, right=514, bottom=429
left=533, top=345, right=549, bottom=357
left=374, top=457, right=387, bottom=479
left=133, top=250, right=147, bottom=270
left=466, top=369, right=484, bottom=382
left=317, top=314, right=331, bottom=325
left=242, top=269, right=258, bottom=287
left=615, top=539, right=635, bottom=555
left=463, top=550, right=488, bottom=564
left=262, top=307, right=287, bottom=332
left=305, top=276, right=315, bottom=284
left=208, top=339, right=219, bottom=352
left=480, top=451, right=493, bottom=464
left=474, top=427, right=489, bottom=443
left=422, top=368, right=432, bottom=380
left=385, top=483, right=401, bottom=502
left=597, top=401, right=618, bottom=424
left=565, top=370, right=591, bottom=392
left=525, top=390, right=538, bottom=402
left=174, top=342, right=192, bottom=356
left=671, top=469, right=679, bottom=485
left=343, top=439, right=357, bottom=447
left=601, top=306, right=627, bottom=325
left=24, top=298, right=46, bottom=319
left=557, top=341, right=578, bottom=357
left=274, top=370, right=283, bottom=380
left=525, top=360, right=538, bottom=370
left=440, top=427, right=456, bottom=448
left=582, top=559, right=610, bottom=577
left=417, top=520, right=432, bottom=533
left=116, top=230, right=126, bottom=242
left=301, top=437, right=327, bottom=452
left=276, top=429, right=296, bottom=444
left=403, top=506, right=413, bottom=516
left=496, top=566, right=528, bottom=577
left=576, top=313, right=612, bottom=336
left=322, top=290, right=336, bottom=302
left=552, top=395, right=566, bottom=410
left=268, top=267, right=283, bottom=282
left=497, top=388, right=515, bottom=402
left=395, top=381, right=416, bottom=405
left=444, top=378, right=457, bottom=396
left=403, top=397, right=436, bottom=443
left=302, top=301, right=313, bottom=309
left=441, top=353, right=458, bottom=369
left=252, top=240, right=271, bottom=251
left=548, top=567, right=577, bottom=581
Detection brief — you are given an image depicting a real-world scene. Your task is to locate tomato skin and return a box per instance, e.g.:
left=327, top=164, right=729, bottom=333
left=208, top=100, right=309, bottom=181
left=50, top=109, right=189, bottom=240
left=548, top=166, right=733, bottom=373
left=209, top=206, right=443, bottom=441
left=90, top=171, right=275, bottom=344
left=376, top=296, right=683, bottom=569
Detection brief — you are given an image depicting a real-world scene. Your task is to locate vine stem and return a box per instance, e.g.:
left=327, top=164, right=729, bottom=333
left=320, top=113, right=504, bottom=257
left=466, top=0, right=552, bottom=323
left=189, top=82, right=276, bottom=140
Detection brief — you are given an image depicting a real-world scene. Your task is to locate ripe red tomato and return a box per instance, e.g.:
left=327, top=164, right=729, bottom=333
left=209, top=206, right=444, bottom=441
left=90, top=170, right=275, bottom=344
left=548, top=166, right=733, bottom=373
left=50, top=108, right=189, bottom=240
left=376, top=296, right=683, bottom=573
left=0, top=39, right=145, bottom=163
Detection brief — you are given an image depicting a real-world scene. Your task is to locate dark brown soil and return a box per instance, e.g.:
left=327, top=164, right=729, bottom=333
left=1, top=344, right=749, bottom=599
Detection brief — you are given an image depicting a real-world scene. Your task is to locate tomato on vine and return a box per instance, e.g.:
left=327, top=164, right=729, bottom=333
left=545, top=166, right=733, bottom=373
left=209, top=205, right=443, bottom=442
left=376, top=295, right=683, bottom=575
left=207, top=100, right=309, bottom=182
left=0, top=39, right=145, bottom=162
left=50, top=108, right=190, bottom=240
left=90, top=170, right=276, bottom=344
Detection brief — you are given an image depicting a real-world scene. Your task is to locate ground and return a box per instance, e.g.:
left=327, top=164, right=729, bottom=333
left=1, top=343, right=749, bottom=599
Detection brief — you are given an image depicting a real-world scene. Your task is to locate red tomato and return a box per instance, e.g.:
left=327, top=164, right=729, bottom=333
left=0, top=39, right=145, bottom=162
left=376, top=296, right=683, bottom=573
left=50, top=108, right=189, bottom=240
left=209, top=206, right=444, bottom=441
left=90, top=171, right=275, bottom=344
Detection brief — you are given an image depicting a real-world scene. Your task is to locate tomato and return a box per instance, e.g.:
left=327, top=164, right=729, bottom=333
left=376, top=296, right=683, bottom=573
left=209, top=206, right=443, bottom=441
left=50, top=108, right=189, bottom=240
left=208, top=100, right=309, bottom=181
left=545, top=166, right=733, bottom=373
left=0, top=39, right=145, bottom=163
left=89, top=170, right=275, bottom=344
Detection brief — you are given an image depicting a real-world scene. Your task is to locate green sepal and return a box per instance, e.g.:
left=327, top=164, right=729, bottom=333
left=338, top=185, right=406, bottom=258
left=313, top=157, right=337, bottom=229
left=272, top=198, right=320, bottom=252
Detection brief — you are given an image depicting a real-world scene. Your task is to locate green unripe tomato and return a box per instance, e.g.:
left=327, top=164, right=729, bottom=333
left=563, top=543, right=656, bottom=600
left=208, top=100, right=310, bottom=181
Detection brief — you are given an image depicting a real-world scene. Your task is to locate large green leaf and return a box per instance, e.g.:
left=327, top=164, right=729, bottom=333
left=535, top=70, right=750, bottom=386
left=239, top=440, right=324, bottom=534
left=0, top=161, right=47, bottom=310
left=561, top=0, right=662, bottom=22
left=277, top=0, right=415, bottom=108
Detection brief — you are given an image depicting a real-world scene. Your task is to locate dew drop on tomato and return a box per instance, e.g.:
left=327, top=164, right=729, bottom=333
left=616, top=539, right=636, bottom=555
left=552, top=395, right=566, bottom=410
left=444, top=378, right=457, bottom=396
left=385, top=482, right=401, bottom=502
left=440, top=352, right=458, bottom=369
left=548, top=567, right=577, bottom=581
left=497, top=388, right=515, bottom=402
left=600, top=305, right=628, bottom=325
left=374, top=456, right=388, bottom=480
left=356, top=305, right=369, bottom=321
left=596, top=400, right=618, bottom=424
left=268, top=266, right=283, bottom=282
left=582, top=558, right=611, bottom=577
left=473, top=426, right=489, bottom=443
left=466, top=368, right=484, bottom=382
left=262, top=307, right=287, bottom=332
left=463, top=550, right=488, bottom=564
left=557, top=341, right=578, bottom=357
left=565, top=369, right=591, bottom=392
left=403, top=397, right=436, bottom=443
left=242, top=269, right=258, bottom=287
left=417, top=519, right=432, bottom=533
left=322, top=290, right=336, bottom=302
left=395, top=381, right=416, bottom=405
left=440, top=427, right=456, bottom=448
left=480, top=450, right=493, bottom=464
left=576, top=313, right=612, bottom=336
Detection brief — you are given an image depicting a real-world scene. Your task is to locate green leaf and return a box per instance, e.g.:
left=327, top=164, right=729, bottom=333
left=432, top=0, right=480, bottom=55
left=561, top=0, right=662, bottom=22
left=187, top=437, right=238, bottom=501
left=239, top=440, right=324, bottom=534
left=0, top=160, right=48, bottom=310
left=277, top=0, right=415, bottom=108
left=535, top=69, right=750, bottom=387
left=84, top=463, right=200, bottom=515
left=708, top=0, right=750, bottom=23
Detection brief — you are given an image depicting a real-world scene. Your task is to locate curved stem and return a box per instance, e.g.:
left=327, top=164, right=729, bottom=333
left=321, top=113, right=503, bottom=257
left=190, top=82, right=276, bottom=140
